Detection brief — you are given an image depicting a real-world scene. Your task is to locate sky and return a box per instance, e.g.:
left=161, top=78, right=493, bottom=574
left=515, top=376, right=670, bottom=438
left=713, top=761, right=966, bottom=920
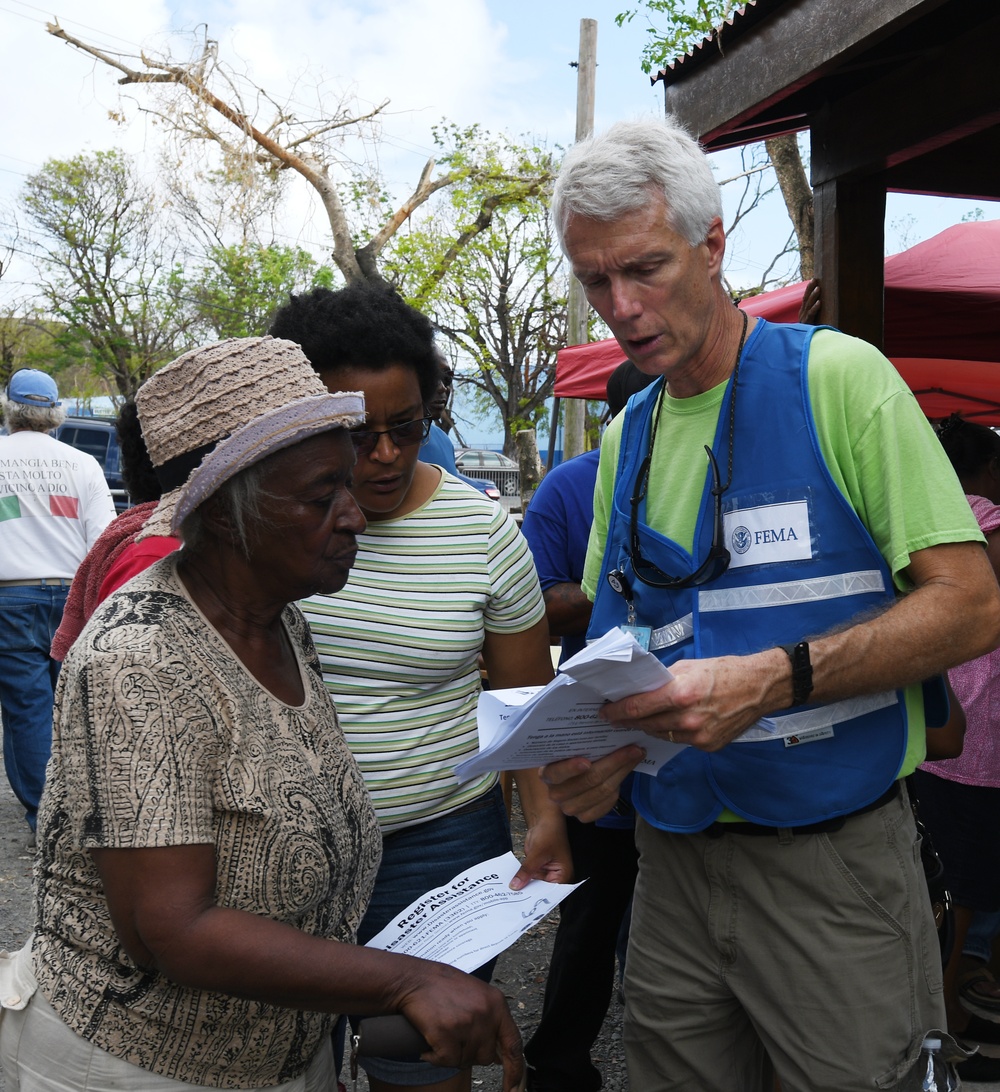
left=2, top=0, right=997, bottom=438
left=0, top=0, right=665, bottom=283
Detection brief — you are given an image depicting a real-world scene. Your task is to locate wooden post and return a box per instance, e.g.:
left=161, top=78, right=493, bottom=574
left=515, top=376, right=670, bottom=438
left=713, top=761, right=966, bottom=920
left=811, top=108, right=888, bottom=350
left=562, top=18, right=598, bottom=463
left=812, top=174, right=887, bottom=349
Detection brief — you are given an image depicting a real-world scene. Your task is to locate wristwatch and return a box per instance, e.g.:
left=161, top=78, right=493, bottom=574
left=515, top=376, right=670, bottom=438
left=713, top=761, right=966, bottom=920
left=779, top=641, right=814, bottom=707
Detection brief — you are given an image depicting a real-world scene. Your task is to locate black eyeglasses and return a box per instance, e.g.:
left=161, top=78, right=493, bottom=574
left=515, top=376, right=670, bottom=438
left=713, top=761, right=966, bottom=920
left=629, top=443, right=731, bottom=589
left=350, top=416, right=432, bottom=456
left=625, top=310, right=747, bottom=591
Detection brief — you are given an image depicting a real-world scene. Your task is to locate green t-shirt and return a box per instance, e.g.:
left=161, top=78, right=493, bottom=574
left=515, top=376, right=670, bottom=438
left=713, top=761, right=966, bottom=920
left=583, top=326, right=983, bottom=777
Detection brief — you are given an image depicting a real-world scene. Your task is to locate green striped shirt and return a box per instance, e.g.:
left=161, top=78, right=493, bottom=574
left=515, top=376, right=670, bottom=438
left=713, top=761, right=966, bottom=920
left=302, top=473, right=545, bottom=831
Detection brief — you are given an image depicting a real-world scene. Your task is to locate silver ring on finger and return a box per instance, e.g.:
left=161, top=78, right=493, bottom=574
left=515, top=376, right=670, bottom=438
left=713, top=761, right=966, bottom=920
left=668, top=731, right=675, bottom=744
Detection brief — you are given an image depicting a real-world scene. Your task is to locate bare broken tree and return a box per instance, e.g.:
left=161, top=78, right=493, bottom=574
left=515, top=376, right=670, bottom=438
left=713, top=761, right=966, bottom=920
left=0, top=217, right=35, bottom=388
left=720, top=141, right=809, bottom=297
left=46, top=22, right=541, bottom=286
left=766, top=134, right=814, bottom=280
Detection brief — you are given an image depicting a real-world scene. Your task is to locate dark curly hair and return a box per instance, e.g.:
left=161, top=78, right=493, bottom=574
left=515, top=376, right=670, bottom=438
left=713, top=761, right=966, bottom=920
left=269, top=282, right=441, bottom=406
left=116, top=399, right=162, bottom=504
left=935, top=413, right=1000, bottom=479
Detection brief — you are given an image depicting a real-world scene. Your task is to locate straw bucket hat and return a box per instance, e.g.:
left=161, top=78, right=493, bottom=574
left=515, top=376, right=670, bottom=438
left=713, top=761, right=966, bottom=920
left=136, top=336, right=364, bottom=537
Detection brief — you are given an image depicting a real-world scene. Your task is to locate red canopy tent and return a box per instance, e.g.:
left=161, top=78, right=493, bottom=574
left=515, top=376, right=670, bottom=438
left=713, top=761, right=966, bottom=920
left=554, top=221, right=1000, bottom=423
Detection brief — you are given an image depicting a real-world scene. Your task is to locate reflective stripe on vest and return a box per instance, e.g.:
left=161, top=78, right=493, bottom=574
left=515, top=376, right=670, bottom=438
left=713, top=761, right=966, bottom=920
left=736, top=691, right=898, bottom=743
left=698, top=570, right=886, bottom=612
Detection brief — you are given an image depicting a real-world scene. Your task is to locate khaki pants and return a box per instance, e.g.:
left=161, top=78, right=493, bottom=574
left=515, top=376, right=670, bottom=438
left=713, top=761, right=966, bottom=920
left=0, top=991, right=336, bottom=1092
left=624, top=786, right=956, bottom=1091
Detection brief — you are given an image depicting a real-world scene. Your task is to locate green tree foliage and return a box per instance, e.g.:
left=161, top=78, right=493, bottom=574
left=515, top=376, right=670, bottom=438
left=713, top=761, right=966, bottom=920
left=380, top=128, right=565, bottom=454
left=616, top=0, right=736, bottom=73
left=181, top=244, right=334, bottom=340
left=20, top=150, right=187, bottom=398
left=0, top=313, right=50, bottom=390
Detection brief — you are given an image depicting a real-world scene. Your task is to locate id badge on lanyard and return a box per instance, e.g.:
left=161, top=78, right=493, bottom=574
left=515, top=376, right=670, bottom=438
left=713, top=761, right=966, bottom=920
left=607, top=567, right=652, bottom=651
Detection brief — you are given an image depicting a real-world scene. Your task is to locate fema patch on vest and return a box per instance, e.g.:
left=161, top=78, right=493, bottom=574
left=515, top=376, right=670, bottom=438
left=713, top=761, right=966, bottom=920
left=723, top=500, right=812, bottom=569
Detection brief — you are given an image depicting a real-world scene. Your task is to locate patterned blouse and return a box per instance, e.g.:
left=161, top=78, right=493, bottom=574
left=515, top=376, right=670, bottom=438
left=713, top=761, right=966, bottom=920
left=33, top=557, right=381, bottom=1088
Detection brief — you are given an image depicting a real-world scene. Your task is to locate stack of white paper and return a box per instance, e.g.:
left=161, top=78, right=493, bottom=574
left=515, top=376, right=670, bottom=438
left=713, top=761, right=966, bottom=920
left=457, top=627, right=777, bottom=782
left=456, top=627, right=685, bottom=781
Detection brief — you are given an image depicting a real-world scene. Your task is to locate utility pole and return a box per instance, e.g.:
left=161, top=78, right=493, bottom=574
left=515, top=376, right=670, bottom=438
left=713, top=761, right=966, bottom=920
left=561, top=18, right=597, bottom=463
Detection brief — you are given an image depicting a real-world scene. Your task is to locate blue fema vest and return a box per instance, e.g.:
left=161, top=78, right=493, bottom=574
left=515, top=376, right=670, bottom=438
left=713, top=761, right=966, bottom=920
left=588, top=319, right=908, bottom=832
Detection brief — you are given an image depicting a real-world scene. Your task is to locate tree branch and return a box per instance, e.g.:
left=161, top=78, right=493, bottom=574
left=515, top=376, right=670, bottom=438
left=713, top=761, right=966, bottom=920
left=46, top=22, right=376, bottom=282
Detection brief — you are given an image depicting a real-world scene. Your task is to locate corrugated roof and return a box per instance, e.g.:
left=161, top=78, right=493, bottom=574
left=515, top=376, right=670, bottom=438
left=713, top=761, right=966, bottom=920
left=652, top=0, right=788, bottom=86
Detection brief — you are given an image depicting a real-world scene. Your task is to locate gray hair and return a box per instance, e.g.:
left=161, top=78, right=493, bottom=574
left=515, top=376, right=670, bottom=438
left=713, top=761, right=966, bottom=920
left=178, top=458, right=277, bottom=560
left=1, top=397, right=66, bottom=434
left=552, top=118, right=722, bottom=248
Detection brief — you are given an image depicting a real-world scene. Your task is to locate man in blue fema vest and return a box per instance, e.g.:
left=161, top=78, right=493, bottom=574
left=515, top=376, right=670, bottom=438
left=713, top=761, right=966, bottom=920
left=539, top=118, right=1000, bottom=1090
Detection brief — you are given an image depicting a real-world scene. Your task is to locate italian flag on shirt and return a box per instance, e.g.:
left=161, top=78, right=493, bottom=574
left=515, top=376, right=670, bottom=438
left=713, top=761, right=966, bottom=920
left=0, top=495, right=80, bottom=521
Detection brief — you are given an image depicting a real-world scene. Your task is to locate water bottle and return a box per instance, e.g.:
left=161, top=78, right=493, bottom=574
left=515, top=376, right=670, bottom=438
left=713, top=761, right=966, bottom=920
left=920, top=1037, right=958, bottom=1092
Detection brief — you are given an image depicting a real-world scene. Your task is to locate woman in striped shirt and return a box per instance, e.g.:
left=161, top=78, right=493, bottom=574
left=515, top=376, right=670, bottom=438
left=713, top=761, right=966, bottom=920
left=271, top=283, right=571, bottom=1092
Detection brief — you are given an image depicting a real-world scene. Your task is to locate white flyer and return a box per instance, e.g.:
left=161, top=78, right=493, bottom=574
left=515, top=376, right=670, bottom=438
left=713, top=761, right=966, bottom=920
left=456, top=628, right=685, bottom=781
left=364, top=852, right=583, bottom=973
left=456, top=627, right=777, bottom=782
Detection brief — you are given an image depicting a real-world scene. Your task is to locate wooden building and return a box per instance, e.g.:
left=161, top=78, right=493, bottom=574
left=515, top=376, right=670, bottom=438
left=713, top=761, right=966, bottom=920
left=654, top=0, right=999, bottom=350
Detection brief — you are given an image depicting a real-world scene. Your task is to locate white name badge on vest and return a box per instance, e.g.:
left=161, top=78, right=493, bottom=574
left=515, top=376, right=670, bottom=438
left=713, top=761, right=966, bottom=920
left=723, top=500, right=812, bottom=569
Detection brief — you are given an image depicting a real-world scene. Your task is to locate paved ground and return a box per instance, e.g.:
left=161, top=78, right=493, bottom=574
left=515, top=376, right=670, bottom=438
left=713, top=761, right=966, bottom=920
left=0, top=760, right=37, bottom=1092
left=0, top=774, right=34, bottom=952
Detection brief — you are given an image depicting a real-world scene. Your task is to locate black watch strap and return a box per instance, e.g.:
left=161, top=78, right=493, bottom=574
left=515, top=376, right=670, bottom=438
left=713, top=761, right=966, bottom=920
left=779, top=641, right=813, bottom=707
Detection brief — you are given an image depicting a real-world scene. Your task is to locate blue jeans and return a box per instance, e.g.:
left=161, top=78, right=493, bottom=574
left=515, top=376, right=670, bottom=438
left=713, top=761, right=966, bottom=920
left=352, top=783, right=512, bottom=1086
left=0, top=583, right=69, bottom=828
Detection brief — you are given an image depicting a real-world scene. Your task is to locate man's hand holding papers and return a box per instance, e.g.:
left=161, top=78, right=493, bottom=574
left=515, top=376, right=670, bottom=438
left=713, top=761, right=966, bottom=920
left=457, top=628, right=777, bottom=784
left=456, top=628, right=684, bottom=782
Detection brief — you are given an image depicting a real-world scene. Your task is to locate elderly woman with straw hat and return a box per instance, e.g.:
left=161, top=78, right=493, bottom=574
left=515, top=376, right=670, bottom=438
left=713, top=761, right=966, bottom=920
left=0, top=338, right=523, bottom=1092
